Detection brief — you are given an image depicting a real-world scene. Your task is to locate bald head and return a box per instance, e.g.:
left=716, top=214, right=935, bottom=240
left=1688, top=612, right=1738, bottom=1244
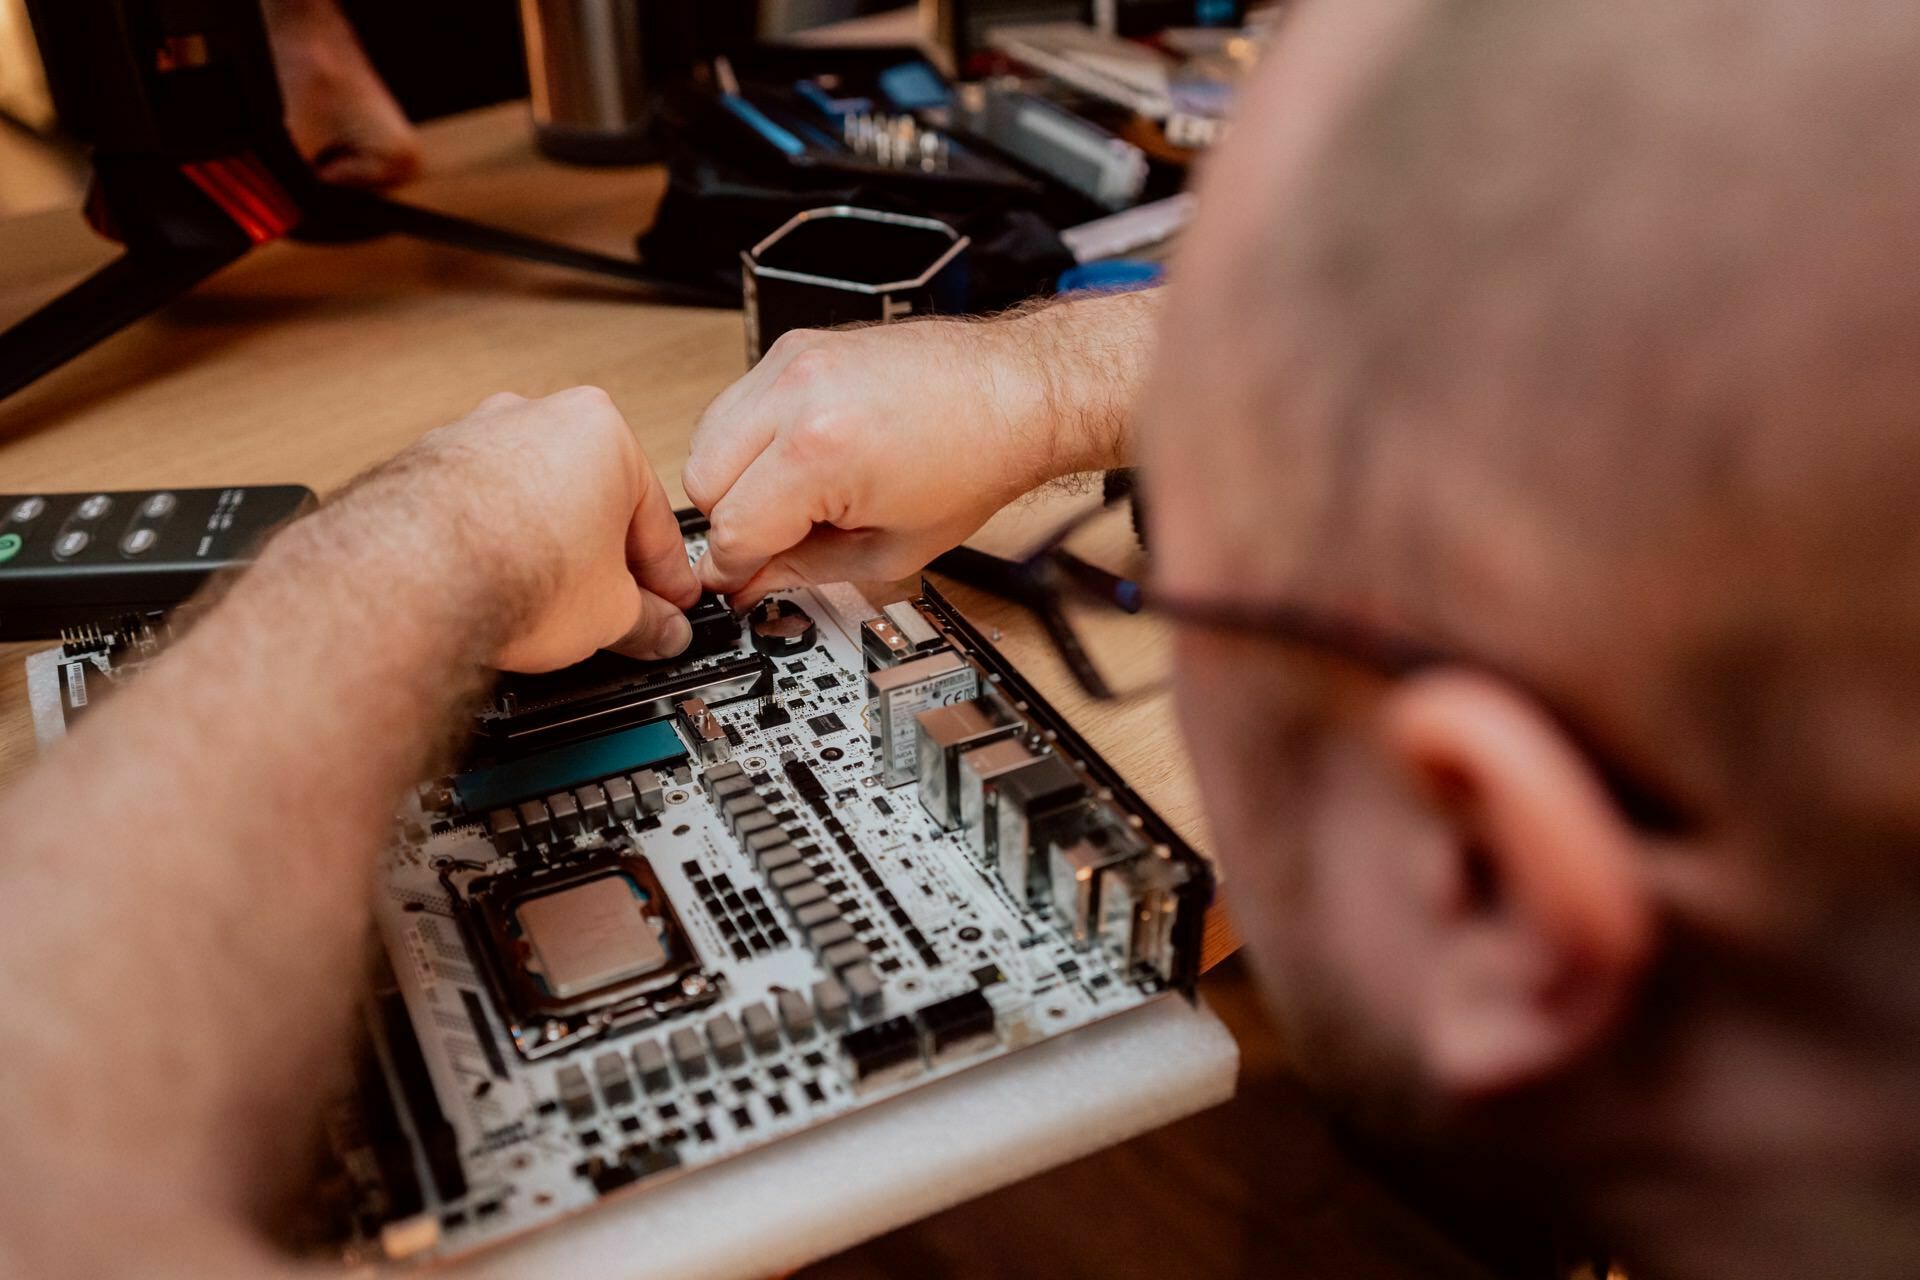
left=1147, top=0, right=1920, bottom=860
left=1139, top=11, right=1920, bottom=1266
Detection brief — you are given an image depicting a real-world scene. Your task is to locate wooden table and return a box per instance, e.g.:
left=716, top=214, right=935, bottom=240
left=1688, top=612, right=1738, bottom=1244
left=0, top=102, right=1232, bottom=966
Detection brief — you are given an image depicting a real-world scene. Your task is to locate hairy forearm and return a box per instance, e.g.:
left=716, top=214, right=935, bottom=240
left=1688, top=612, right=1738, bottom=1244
left=990, top=287, right=1161, bottom=484
left=0, top=464, right=519, bottom=1268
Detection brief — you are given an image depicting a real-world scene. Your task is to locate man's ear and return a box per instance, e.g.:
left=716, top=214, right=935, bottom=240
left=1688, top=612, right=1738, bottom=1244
left=1378, top=669, right=1655, bottom=1098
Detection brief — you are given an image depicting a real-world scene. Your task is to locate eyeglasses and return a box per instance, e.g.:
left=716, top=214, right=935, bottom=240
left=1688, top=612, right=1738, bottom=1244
left=937, top=497, right=1698, bottom=837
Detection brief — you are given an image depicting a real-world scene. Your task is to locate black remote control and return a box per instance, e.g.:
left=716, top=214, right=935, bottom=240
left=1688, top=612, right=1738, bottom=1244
left=0, top=485, right=316, bottom=641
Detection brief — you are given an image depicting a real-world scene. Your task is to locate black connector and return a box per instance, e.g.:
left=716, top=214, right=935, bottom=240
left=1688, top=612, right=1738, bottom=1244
left=916, top=989, right=997, bottom=1055
left=378, top=989, right=467, bottom=1203
left=782, top=756, right=831, bottom=815
left=685, top=592, right=743, bottom=658
left=840, top=1016, right=920, bottom=1081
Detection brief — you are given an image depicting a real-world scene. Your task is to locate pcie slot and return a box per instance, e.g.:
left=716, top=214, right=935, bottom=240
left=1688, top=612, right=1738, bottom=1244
left=478, top=654, right=774, bottom=756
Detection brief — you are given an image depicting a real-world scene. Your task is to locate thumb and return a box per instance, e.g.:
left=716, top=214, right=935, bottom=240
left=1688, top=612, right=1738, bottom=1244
left=605, top=586, right=695, bottom=661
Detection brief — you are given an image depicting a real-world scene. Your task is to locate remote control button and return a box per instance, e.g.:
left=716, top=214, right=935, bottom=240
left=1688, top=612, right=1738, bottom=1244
left=9, top=497, right=45, bottom=523
left=0, top=533, right=20, bottom=564
left=140, top=492, right=177, bottom=519
left=53, top=529, right=90, bottom=559
left=75, top=494, right=113, bottom=521
left=121, top=527, right=158, bottom=556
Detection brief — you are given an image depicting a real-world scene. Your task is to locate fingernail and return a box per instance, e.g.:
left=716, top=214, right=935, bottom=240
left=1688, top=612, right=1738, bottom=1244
left=663, top=613, right=694, bottom=657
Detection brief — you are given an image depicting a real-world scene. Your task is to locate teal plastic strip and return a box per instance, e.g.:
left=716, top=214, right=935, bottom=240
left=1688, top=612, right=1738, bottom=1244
left=723, top=96, right=807, bottom=157
left=454, top=720, right=686, bottom=813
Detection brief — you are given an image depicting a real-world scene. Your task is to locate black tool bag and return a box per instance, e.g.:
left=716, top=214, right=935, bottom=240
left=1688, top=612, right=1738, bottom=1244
left=634, top=65, right=1082, bottom=314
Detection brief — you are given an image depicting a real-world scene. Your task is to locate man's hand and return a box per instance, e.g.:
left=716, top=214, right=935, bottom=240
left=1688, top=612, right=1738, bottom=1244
left=263, top=0, right=423, bottom=189
left=363, top=388, right=702, bottom=672
left=683, top=290, right=1161, bottom=606
left=0, top=385, right=702, bottom=1275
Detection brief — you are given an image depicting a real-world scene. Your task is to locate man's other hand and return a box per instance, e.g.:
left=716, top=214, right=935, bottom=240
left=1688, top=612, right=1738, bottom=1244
left=682, top=314, right=1112, bottom=608
left=263, top=0, right=423, bottom=189
left=389, top=388, right=701, bottom=672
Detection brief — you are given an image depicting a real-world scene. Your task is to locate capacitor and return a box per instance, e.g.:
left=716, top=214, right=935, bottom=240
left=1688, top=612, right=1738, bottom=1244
left=748, top=597, right=817, bottom=656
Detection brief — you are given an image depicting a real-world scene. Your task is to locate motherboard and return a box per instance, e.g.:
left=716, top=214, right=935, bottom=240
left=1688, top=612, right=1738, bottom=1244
left=28, top=512, right=1213, bottom=1265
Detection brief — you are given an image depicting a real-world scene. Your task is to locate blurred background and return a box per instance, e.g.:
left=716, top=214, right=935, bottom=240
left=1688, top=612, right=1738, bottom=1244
left=0, top=0, right=909, bottom=215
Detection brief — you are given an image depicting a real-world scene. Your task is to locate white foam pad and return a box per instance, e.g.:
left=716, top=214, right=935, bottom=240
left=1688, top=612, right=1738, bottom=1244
left=456, top=996, right=1239, bottom=1279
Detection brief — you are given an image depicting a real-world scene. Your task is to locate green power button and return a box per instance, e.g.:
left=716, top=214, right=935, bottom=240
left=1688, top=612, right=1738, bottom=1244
left=0, top=533, right=20, bottom=564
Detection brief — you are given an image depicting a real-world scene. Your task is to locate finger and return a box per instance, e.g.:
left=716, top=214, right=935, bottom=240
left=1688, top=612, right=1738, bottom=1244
left=696, top=335, right=793, bottom=432
left=681, top=334, right=817, bottom=511
left=314, top=146, right=416, bottom=190
left=682, top=385, right=781, bottom=515
left=723, top=527, right=899, bottom=611
left=604, top=587, right=695, bottom=661
left=722, top=555, right=808, bottom=613
left=627, top=457, right=702, bottom=609
left=473, top=391, right=526, bottom=415
left=694, top=439, right=826, bottom=593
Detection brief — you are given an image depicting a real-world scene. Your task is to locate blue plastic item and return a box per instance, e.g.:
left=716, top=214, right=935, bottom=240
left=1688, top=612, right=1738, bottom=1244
left=878, top=61, right=951, bottom=112
left=1056, top=260, right=1166, bottom=294
left=722, top=95, right=807, bottom=157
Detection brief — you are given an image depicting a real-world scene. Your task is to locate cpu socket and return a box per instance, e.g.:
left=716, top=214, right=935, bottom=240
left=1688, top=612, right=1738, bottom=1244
left=447, top=842, right=719, bottom=1059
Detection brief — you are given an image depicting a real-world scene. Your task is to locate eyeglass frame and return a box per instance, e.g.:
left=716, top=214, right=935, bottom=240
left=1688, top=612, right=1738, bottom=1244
left=1007, top=499, right=1697, bottom=837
